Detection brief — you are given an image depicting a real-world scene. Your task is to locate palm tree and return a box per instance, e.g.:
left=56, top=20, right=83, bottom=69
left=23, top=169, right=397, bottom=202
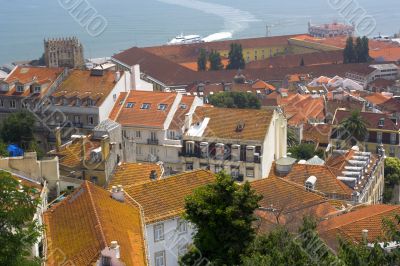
left=339, top=110, right=368, bottom=145
left=287, top=128, right=298, bottom=147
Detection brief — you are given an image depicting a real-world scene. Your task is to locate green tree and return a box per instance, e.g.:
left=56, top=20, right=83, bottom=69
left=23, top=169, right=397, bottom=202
left=209, top=91, right=261, bottom=109
left=197, top=48, right=207, bottom=71
left=343, top=37, right=356, bottom=64
left=208, top=50, right=223, bottom=71
left=0, top=171, right=42, bottom=265
left=355, top=37, right=364, bottom=63
left=339, top=110, right=368, bottom=144
left=226, top=43, right=245, bottom=70
left=361, top=36, right=370, bottom=62
left=288, top=143, right=319, bottom=160
left=383, top=157, right=400, bottom=203
left=180, top=171, right=262, bottom=266
left=0, top=140, right=9, bottom=157
left=1, top=111, right=35, bottom=147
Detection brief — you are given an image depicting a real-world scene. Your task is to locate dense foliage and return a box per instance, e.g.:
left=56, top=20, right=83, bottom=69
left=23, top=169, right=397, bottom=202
left=209, top=50, right=223, bottom=71
left=1, top=111, right=35, bottom=147
left=208, top=91, right=261, bottom=109
left=0, top=171, right=42, bottom=265
left=343, top=36, right=370, bottom=64
left=197, top=48, right=207, bottom=71
left=288, top=143, right=323, bottom=160
left=226, top=43, right=245, bottom=70
left=338, top=110, right=368, bottom=145
left=180, top=172, right=262, bottom=266
left=383, top=157, right=400, bottom=203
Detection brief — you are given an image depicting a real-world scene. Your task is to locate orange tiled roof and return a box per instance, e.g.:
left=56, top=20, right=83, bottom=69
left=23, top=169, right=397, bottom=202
left=43, top=181, right=147, bottom=266
left=108, top=162, right=162, bottom=188
left=302, top=124, right=332, bottom=145
left=280, top=94, right=325, bottom=126
left=169, top=95, right=196, bottom=130
left=364, top=92, right=390, bottom=105
left=252, top=79, right=276, bottom=91
left=52, top=70, right=119, bottom=107
left=318, top=204, right=400, bottom=250
left=124, top=170, right=215, bottom=223
left=192, top=106, right=274, bottom=141
left=114, top=90, right=178, bottom=128
left=109, top=92, right=128, bottom=120
left=1, top=66, right=64, bottom=97
left=270, top=163, right=353, bottom=199
left=54, top=137, right=101, bottom=169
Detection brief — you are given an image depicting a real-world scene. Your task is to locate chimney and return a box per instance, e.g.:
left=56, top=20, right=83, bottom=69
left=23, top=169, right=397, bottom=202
left=130, top=64, right=141, bottom=90
left=101, top=135, right=110, bottom=161
left=55, top=127, right=62, bottom=151
left=110, top=241, right=120, bottom=259
left=362, top=229, right=368, bottom=243
left=150, top=170, right=158, bottom=181
left=111, top=185, right=125, bottom=202
left=184, top=113, right=193, bottom=131
left=114, top=71, right=121, bottom=83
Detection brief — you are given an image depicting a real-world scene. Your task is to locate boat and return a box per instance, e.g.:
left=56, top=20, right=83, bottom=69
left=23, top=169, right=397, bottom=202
left=167, top=34, right=203, bottom=45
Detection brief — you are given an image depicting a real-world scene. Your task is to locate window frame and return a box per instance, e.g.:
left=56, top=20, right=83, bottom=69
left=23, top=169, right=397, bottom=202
left=154, top=223, right=164, bottom=242
left=154, top=251, right=166, bottom=266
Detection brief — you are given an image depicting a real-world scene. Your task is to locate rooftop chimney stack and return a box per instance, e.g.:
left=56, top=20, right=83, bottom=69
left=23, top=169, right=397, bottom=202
left=55, top=127, right=62, bottom=151
left=184, top=113, right=193, bottom=131
left=101, top=135, right=110, bottom=161
left=150, top=170, right=158, bottom=181
left=362, top=229, right=368, bottom=243
left=110, top=241, right=121, bottom=259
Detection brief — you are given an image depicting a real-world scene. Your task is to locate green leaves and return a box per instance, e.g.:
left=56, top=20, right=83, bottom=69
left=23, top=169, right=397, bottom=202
left=227, top=43, right=246, bottom=70
left=339, top=110, right=368, bottom=143
left=181, top=171, right=262, bottom=266
left=209, top=91, right=261, bottom=109
left=0, top=171, right=42, bottom=265
left=0, top=111, right=36, bottom=147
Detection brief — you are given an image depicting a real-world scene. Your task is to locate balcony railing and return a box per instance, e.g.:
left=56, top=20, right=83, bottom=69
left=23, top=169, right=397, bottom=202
left=147, top=139, right=159, bottom=145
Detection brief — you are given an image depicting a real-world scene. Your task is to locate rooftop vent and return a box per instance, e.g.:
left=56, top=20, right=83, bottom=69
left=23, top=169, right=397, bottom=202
left=111, top=185, right=124, bottom=202
left=236, top=120, right=245, bottom=132
left=305, top=176, right=317, bottom=191
left=150, top=170, right=158, bottom=181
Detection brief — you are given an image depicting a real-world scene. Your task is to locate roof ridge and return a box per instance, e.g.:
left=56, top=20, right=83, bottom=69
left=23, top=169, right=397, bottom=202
left=85, top=181, right=108, bottom=248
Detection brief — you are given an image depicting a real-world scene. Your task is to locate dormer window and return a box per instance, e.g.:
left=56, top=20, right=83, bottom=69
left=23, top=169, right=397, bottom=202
left=0, top=83, right=9, bottom=92
left=180, top=104, right=187, bottom=109
left=76, top=98, right=81, bottom=106
left=87, top=99, right=95, bottom=106
left=141, top=103, right=151, bottom=109
left=126, top=102, right=135, bottom=108
left=62, top=98, right=68, bottom=106
left=158, top=104, right=168, bottom=111
left=34, top=86, right=41, bottom=93
left=378, top=118, right=384, bottom=127
left=16, top=85, right=24, bottom=92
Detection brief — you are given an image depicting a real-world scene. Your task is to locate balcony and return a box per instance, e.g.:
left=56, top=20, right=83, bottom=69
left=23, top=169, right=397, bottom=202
left=147, top=139, right=159, bottom=145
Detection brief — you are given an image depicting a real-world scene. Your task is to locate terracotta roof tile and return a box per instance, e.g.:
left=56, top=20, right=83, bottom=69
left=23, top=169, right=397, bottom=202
left=54, top=137, right=100, bottom=169
left=302, top=124, right=332, bottom=145
left=52, top=70, right=120, bottom=107
left=0, top=66, right=64, bottom=98
left=108, top=162, right=162, bottom=188
left=114, top=90, right=177, bottom=128
left=318, top=204, right=400, bottom=250
left=364, top=93, right=390, bottom=105
left=44, top=181, right=147, bottom=266
left=124, top=170, right=215, bottom=223
left=192, top=106, right=273, bottom=141
left=169, top=95, right=195, bottom=130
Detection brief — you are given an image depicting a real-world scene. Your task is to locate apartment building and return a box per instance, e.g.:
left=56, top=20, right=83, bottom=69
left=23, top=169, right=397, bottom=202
left=45, top=66, right=129, bottom=141
left=123, top=170, right=215, bottom=266
left=109, top=90, right=203, bottom=175
left=180, top=106, right=287, bottom=181
left=331, top=109, right=400, bottom=158
left=0, top=66, right=66, bottom=120
left=345, top=63, right=399, bottom=87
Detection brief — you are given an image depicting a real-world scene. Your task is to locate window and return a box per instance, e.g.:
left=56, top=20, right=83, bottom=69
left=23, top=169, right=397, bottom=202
left=186, top=141, right=194, bottom=155
left=90, top=176, right=98, bottom=184
left=390, top=133, right=397, bottom=144
left=180, top=103, right=187, bottom=109
left=150, top=131, right=157, bottom=141
left=150, top=146, right=157, bottom=156
left=126, top=102, right=135, bottom=108
left=178, top=244, right=189, bottom=256
left=186, top=163, right=193, bottom=170
left=377, top=132, right=383, bottom=144
left=231, top=144, right=240, bottom=161
left=74, top=115, right=80, bottom=124
left=200, top=142, right=208, bottom=158
left=141, top=103, right=151, bottom=109
left=135, top=130, right=141, bottom=138
left=16, top=85, right=24, bottom=92
left=246, top=146, right=255, bottom=162
left=87, top=99, right=94, bottom=106
left=154, top=224, right=164, bottom=242
left=154, top=251, right=165, bottom=266
left=88, top=115, right=94, bottom=125
left=231, top=166, right=240, bottom=178
left=158, top=104, right=168, bottom=110
left=390, top=146, right=396, bottom=157
left=168, top=130, right=176, bottom=140
left=0, top=99, right=3, bottom=107
left=10, top=100, right=16, bottom=109
left=215, top=143, right=224, bottom=160
left=113, top=94, right=117, bottom=101
left=33, top=86, right=41, bottom=93
left=378, top=118, right=384, bottom=127
left=246, top=168, right=254, bottom=178
left=136, top=145, right=142, bottom=155
left=177, top=219, right=187, bottom=234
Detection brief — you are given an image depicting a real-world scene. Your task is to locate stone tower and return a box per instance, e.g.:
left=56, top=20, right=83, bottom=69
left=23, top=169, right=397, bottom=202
left=44, top=37, right=85, bottom=69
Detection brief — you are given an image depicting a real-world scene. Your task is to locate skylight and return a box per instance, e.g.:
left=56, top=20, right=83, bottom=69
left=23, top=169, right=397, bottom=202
left=126, top=102, right=135, bottom=108
left=158, top=104, right=168, bottom=111
left=141, top=103, right=151, bottom=109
